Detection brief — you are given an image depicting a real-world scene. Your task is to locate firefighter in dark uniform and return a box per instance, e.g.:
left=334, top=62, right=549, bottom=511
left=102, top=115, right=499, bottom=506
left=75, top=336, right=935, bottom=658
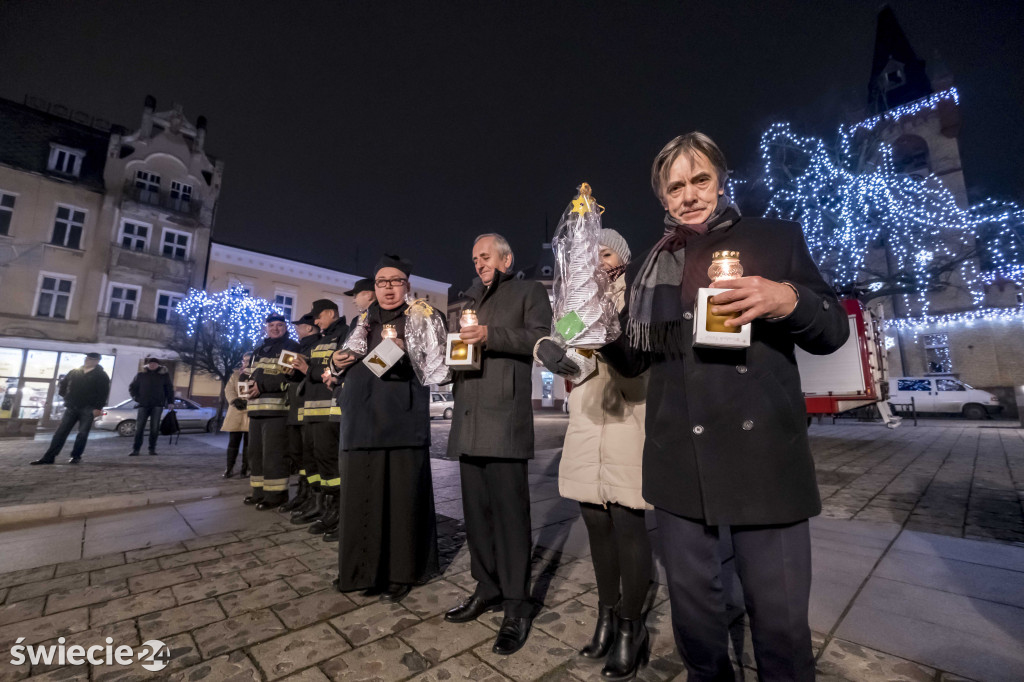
left=288, top=299, right=348, bottom=541
left=280, top=314, right=322, bottom=513
left=244, top=313, right=301, bottom=510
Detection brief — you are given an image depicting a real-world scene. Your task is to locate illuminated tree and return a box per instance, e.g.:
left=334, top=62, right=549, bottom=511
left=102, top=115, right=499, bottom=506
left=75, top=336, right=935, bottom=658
left=168, top=286, right=295, bottom=427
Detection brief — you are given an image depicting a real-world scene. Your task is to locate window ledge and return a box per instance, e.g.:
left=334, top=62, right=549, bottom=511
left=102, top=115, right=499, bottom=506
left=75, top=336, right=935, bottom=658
left=43, top=243, right=86, bottom=255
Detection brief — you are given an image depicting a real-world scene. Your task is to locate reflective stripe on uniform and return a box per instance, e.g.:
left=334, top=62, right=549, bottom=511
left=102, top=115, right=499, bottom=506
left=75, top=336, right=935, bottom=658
left=299, top=469, right=306, bottom=476
left=307, top=473, right=322, bottom=484
left=321, top=477, right=341, bottom=488
left=263, top=478, right=289, bottom=492
left=250, top=476, right=264, bottom=488
left=329, top=406, right=342, bottom=416
left=302, top=407, right=333, bottom=418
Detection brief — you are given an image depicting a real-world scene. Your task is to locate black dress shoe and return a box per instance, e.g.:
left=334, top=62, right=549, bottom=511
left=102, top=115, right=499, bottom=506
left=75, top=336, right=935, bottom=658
left=444, top=594, right=503, bottom=623
left=222, top=469, right=234, bottom=478
left=254, top=501, right=278, bottom=511
left=243, top=496, right=259, bottom=505
left=67, top=458, right=81, bottom=464
left=493, top=616, right=532, bottom=655
left=29, top=459, right=54, bottom=465
left=129, top=451, right=140, bottom=457
left=148, top=450, right=158, bottom=456
left=322, top=529, right=338, bottom=543
left=380, top=584, right=411, bottom=603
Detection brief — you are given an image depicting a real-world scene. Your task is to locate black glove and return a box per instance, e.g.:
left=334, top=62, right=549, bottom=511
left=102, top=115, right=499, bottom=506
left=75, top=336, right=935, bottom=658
left=231, top=398, right=247, bottom=410
left=537, top=339, right=579, bottom=377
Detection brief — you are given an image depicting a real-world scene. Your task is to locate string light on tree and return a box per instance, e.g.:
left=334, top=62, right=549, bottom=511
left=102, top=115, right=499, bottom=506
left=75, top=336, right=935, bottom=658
left=175, top=285, right=297, bottom=344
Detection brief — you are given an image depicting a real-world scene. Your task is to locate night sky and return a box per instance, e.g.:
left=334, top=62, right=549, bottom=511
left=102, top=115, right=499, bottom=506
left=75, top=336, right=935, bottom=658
left=2, top=1, right=1021, bottom=291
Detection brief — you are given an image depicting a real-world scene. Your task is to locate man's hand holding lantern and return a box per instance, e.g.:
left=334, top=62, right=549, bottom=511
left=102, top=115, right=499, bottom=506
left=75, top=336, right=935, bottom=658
left=459, top=325, right=488, bottom=346
left=290, top=355, right=309, bottom=374
left=332, top=349, right=358, bottom=371
left=710, top=277, right=798, bottom=327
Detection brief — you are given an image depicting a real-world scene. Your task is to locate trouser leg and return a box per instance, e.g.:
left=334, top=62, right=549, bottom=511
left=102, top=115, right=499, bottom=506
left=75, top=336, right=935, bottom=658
left=313, top=421, right=340, bottom=495
left=286, top=424, right=302, bottom=475
left=132, top=407, right=147, bottom=453
left=259, top=417, right=290, bottom=505
left=226, top=431, right=243, bottom=470
left=248, top=420, right=265, bottom=501
left=69, top=409, right=93, bottom=460
left=301, top=423, right=317, bottom=487
left=241, top=431, right=250, bottom=473
left=731, top=521, right=814, bottom=682
left=482, top=458, right=533, bottom=618
left=655, top=508, right=733, bottom=682
left=43, top=409, right=78, bottom=460
left=147, top=406, right=161, bottom=451
left=459, top=456, right=501, bottom=603
left=580, top=503, right=621, bottom=607
left=609, top=503, right=652, bottom=620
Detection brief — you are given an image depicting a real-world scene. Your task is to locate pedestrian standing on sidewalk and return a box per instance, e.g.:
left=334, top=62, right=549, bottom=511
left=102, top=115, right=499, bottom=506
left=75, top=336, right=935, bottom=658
left=444, top=233, right=552, bottom=656
left=329, top=255, right=439, bottom=603
left=222, top=353, right=252, bottom=478
left=128, top=357, right=174, bottom=457
left=244, top=314, right=301, bottom=510
left=30, top=352, right=110, bottom=465
left=599, top=132, right=849, bottom=681
left=535, top=229, right=653, bottom=680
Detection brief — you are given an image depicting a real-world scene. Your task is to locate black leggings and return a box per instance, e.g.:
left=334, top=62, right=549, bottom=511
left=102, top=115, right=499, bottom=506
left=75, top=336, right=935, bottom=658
left=579, top=502, right=652, bottom=620
left=226, top=431, right=249, bottom=470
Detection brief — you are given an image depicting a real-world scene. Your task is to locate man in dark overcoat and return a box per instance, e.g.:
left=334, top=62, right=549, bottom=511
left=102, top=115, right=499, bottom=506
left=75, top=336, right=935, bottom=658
left=128, top=356, right=174, bottom=456
left=444, top=233, right=552, bottom=656
left=601, top=132, right=849, bottom=681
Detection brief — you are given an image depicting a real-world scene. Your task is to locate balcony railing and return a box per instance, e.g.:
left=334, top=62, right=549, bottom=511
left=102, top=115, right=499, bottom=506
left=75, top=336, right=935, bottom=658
left=98, top=314, right=175, bottom=344
left=122, top=182, right=203, bottom=219
left=109, top=244, right=194, bottom=284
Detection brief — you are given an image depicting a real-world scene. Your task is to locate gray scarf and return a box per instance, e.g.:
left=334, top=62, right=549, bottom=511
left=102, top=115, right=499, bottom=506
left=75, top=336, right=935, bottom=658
left=626, top=195, right=740, bottom=352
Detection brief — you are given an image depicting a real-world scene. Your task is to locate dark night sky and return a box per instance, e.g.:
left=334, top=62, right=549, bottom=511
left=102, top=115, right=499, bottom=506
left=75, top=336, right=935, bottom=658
left=2, top=1, right=1021, bottom=290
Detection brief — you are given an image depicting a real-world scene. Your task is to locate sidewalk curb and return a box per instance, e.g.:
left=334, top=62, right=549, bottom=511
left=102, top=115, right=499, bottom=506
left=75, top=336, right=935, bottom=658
left=0, top=481, right=250, bottom=527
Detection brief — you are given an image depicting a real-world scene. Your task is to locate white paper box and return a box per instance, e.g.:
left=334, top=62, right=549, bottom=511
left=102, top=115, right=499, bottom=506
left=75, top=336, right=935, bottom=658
left=238, top=381, right=252, bottom=398
left=362, top=338, right=406, bottom=378
left=693, top=287, right=751, bottom=349
left=278, top=349, right=300, bottom=368
left=446, top=332, right=481, bottom=370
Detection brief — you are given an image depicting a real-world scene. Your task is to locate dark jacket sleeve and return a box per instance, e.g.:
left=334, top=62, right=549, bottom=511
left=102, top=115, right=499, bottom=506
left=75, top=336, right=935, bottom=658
left=163, top=374, right=174, bottom=404
left=486, top=282, right=551, bottom=356
left=58, top=372, right=71, bottom=399
left=770, top=224, right=850, bottom=355
left=88, top=372, right=110, bottom=410
left=128, top=374, right=139, bottom=401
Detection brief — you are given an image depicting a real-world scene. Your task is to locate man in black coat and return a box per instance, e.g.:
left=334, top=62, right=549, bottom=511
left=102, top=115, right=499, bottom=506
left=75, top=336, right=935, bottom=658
left=128, top=357, right=174, bottom=456
left=597, top=133, right=849, bottom=681
left=31, top=352, right=110, bottom=465
left=444, top=233, right=552, bottom=656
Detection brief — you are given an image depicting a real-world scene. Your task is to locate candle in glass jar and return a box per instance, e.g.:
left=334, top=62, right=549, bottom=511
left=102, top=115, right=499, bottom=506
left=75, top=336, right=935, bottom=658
left=381, top=324, right=398, bottom=340
left=707, top=250, right=743, bottom=283
left=461, top=309, right=478, bottom=327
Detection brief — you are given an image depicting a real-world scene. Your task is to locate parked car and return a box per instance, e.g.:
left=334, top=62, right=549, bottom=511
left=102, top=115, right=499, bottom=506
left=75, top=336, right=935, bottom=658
left=429, top=391, right=454, bottom=420
left=888, top=377, right=1002, bottom=419
left=94, top=398, right=219, bottom=436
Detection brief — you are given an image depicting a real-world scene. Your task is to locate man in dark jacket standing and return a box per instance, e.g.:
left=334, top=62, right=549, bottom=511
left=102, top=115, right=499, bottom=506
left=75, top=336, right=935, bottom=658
left=128, top=357, right=174, bottom=456
left=444, top=233, right=552, bottom=656
left=599, top=132, right=849, bottom=681
left=31, top=352, right=110, bottom=465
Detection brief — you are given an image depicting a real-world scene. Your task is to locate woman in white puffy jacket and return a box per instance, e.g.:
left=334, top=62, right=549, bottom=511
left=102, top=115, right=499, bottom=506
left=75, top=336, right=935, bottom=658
left=556, top=229, right=651, bottom=679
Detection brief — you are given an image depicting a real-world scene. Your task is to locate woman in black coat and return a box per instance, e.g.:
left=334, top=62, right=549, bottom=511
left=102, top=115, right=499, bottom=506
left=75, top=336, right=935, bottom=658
left=328, top=255, right=439, bottom=603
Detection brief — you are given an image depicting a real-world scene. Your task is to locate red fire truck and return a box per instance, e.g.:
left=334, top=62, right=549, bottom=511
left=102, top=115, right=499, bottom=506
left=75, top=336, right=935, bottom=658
left=795, top=298, right=898, bottom=426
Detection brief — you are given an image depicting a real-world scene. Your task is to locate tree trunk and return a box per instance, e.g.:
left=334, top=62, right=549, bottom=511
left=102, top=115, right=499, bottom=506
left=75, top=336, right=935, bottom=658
left=215, top=377, right=229, bottom=434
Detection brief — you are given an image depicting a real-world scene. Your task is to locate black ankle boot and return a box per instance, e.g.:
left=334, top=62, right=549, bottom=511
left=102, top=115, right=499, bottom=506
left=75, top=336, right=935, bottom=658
left=309, top=491, right=339, bottom=534
left=280, top=478, right=309, bottom=512
left=601, top=616, right=649, bottom=681
left=291, top=491, right=322, bottom=524
left=581, top=603, right=617, bottom=659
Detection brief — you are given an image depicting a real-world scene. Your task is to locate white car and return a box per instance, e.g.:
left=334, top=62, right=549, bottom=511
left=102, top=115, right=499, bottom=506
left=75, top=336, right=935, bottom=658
left=94, top=398, right=219, bottom=436
left=888, top=377, right=1002, bottom=419
left=429, top=392, right=454, bottom=420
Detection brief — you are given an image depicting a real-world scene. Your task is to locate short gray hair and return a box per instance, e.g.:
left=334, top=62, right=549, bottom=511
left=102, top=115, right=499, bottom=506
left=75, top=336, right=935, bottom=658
left=650, top=131, right=728, bottom=199
left=474, top=233, right=515, bottom=268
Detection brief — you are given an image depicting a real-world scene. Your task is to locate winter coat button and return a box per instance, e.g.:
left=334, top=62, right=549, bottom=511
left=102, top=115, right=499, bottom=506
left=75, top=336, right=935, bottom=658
left=683, top=312, right=693, bottom=320
left=736, top=365, right=748, bottom=374
left=742, top=420, right=754, bottom=431
left=692, top=425, right=704, bottom=435
left=823, top=300, right=830, bottom=310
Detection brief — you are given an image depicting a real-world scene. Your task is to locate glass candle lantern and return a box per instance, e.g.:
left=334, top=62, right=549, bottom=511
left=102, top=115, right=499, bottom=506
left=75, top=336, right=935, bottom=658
left=707, top=250, right=743, bottom=282
left=381, top=324, right=398, bottom=340
left=460, top=309, right=478, bottom=328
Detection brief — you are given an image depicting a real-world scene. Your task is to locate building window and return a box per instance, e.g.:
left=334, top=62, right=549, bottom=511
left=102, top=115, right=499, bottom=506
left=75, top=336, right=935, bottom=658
left=274, top=293, right=294, bottom=320
left=921, top=333, right=953, bottom=375
left=161, top=228, right=190, bottom=260
left=0, top=191, right=14, bottom=236
left=35, top=274, right=74, bottom=319
left=47, top=145, right=84, bottom=177
left=170, top=181, right=192, bottom=210
left=107, top=284, right=140, bottom=319
left=118, top=220, right=150, bottom=251
left=135, top=170, right=161, bottom=203
left=156, top=291, right=182, bottom=323
left=51, top=205, right=85, bottom=250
